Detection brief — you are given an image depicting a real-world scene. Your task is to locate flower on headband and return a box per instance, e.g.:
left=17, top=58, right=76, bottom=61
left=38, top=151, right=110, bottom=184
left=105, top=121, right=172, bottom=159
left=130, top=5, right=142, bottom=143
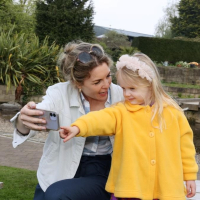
left=116, top=55, right=154, bottom=82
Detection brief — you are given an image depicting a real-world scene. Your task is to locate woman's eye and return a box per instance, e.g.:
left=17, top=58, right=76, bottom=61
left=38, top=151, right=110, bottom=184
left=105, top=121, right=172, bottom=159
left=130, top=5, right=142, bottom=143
left=107, top=74, right=111, bottom=78
left=94, top=81, right=100, bottom=85
left=130, top=88, right=135, bottom=90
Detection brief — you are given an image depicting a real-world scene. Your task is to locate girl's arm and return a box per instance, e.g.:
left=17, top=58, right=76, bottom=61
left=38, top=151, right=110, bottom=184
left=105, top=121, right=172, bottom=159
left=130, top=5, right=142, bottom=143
left=174, top=111, right=198, bottom=198
left=178, top=112, right=198, bottom=181
left=60, top=105, right=121, bottom=142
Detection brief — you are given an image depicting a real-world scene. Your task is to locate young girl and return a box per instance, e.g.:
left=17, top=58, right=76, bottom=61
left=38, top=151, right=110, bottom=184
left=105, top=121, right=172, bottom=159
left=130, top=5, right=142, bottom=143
left=59, top=53, right=198, bottom=200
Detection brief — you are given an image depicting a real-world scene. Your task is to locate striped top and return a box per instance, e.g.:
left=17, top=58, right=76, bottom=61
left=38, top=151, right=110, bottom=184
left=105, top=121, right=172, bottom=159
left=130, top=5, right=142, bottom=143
left=81, top=89, right=113, bottom=156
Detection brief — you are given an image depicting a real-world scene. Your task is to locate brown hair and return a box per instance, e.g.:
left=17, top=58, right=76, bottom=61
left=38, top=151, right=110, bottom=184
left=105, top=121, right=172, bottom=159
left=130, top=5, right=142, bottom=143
left=59, top=41, right=113, bottom=87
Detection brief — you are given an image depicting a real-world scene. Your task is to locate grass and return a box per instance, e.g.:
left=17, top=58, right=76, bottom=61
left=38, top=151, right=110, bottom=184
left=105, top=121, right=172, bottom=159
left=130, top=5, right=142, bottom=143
left=162, top=82, right=200, bottom=89
left=0, top=166, right=37, bottom=200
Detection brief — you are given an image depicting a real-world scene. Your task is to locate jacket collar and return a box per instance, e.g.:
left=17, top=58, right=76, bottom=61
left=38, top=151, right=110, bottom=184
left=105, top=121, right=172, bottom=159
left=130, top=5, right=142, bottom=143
left=69, top=85, right=81, bottom=107
left=124, top=101, right=149, bottom=112
left=124, top=101, right=168, bottom=112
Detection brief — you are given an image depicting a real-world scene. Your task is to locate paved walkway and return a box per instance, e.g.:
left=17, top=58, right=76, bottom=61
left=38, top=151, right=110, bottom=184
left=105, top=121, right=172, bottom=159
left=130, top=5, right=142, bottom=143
left=0, top=135, right=200, bottom=199
left=0, top=136, right=43, bottom=171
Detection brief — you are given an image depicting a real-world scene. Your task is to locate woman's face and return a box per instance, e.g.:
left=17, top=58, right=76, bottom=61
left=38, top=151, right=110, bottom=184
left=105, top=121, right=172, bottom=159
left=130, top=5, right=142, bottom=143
left=80, top=62, right=112, bottom=102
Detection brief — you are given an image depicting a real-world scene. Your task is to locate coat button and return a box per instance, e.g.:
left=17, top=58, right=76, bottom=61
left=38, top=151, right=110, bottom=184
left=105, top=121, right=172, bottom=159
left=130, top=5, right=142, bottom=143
left=151, top=160, right=156, bottom=165
left=149, top=132, right=154, bottom=137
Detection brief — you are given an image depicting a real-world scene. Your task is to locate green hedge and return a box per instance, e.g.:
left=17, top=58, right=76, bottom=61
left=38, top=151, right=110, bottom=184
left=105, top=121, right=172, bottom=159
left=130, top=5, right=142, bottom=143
left=132, top=37, right=200, bottom=63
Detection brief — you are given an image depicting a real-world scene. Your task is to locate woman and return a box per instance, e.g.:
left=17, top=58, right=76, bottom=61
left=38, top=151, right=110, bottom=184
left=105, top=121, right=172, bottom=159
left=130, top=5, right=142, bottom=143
left=11, top=41, right=123, bottom=200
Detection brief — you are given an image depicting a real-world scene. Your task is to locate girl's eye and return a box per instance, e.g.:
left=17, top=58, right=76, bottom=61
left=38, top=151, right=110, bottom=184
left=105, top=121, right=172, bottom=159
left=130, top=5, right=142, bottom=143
left=107, top=74, right=111, bottom=78
left=130, top=88, right=135, bottom=90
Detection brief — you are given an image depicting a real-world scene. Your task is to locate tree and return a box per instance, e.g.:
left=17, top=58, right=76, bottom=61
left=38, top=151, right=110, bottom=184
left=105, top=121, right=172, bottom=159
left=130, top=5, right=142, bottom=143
left=35, top=0, right=95, bottom=46
left=0, top=0, right=36, bottom=33
left=170, top=0, right=200, bottom=38
left=98, top=31, right=131, bottom=61
left=155, top=0, right=179, bottom=38
left=101, top=31, right=131, bottom=49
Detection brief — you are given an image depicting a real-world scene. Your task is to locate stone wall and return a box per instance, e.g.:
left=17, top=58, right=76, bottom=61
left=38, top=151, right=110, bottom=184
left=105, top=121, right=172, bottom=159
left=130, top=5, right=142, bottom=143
left=0, top=85, right=43, bottom=103
left=158, top=66, right=200, bottom=85
left=163, top=86, right=200, bottom=98
left=0, top=85, right=15, bottom=103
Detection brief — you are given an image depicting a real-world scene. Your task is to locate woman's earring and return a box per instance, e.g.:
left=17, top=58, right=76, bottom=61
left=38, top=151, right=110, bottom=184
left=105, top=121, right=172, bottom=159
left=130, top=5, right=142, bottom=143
left=79, top=88, right=81, bottom=93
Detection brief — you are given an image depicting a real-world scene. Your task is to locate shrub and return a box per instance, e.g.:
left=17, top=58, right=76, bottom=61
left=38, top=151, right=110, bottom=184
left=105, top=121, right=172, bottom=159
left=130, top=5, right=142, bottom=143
left=0, top=27, right=63, bottom=93
left=132, top=37, right=200, bottom=63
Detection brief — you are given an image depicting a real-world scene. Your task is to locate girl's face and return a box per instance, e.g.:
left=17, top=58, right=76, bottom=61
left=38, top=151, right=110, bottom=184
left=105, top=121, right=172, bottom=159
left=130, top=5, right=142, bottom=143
left=118, top=76, right=152, bottom=105
left=80, top=62, right=112, bottom=102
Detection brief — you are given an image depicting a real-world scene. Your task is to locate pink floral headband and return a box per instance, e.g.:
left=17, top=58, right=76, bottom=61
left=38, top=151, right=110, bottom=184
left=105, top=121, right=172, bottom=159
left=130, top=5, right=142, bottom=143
left=116, top=55, right=154, bottom=82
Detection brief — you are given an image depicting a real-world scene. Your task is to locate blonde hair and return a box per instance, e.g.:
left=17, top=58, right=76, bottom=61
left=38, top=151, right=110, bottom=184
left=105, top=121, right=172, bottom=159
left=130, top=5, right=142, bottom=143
left=116, top=53, right=183, bottom=131
left=58, top=41, right=113, bottom=87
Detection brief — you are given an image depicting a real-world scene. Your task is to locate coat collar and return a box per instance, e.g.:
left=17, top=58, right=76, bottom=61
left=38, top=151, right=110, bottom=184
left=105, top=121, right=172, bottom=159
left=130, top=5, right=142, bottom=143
left=124, top=101, right=150, bottom=112
left=124, top=101, right=168, bottom=112
left=69, top=85, right=81, bottom=107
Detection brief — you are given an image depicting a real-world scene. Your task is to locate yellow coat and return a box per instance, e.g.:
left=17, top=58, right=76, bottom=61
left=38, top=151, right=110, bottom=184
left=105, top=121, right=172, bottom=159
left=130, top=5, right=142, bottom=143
left=72, top=101, right=198, bottom=200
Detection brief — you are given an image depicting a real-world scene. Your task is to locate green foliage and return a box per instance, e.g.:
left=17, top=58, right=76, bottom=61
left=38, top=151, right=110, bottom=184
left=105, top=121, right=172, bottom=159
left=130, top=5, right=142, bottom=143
left=96, top=31, right=132, bottom=61
left=119, top=46, right=139, bottom=57
left=170, top=0, right=200, bottom=38
left=22, top=82, right=45, bottom=104
left=0, top=27, right=62, bottom=91
left=132, top=36, right=200, bottom=63
left=175, top=61, right=190, bottom=68
left=0, top=166, right=37, bottom=199
left=101, top=31, right=131, bottom=49
left=162, top=82, right=200, bottom=89
left=35, top=0, right=95, bottom=46
left=178, top=93, right=182, bottom=98
left=0, top=0, right=36, bottom=34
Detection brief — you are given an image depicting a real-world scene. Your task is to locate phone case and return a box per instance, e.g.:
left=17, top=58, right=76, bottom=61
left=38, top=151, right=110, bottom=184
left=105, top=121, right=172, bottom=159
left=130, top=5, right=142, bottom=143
left=36, top=109, right=60, bottom=131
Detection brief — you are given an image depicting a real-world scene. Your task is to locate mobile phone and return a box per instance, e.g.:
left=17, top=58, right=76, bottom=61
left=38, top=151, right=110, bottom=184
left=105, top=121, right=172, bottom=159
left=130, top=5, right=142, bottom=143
left=36, top=109, right=60, bottom=131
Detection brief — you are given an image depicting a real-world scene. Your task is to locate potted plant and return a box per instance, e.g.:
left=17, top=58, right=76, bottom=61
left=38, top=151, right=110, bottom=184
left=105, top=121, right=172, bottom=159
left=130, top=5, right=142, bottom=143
left=189, top=62, right=198, bottom=68
left=175, top=61, right=189, bottom=68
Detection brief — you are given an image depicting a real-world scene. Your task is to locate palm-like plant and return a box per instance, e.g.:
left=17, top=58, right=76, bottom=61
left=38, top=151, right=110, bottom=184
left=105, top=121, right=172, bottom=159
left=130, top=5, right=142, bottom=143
left=0, top=27, right=62, bottom=99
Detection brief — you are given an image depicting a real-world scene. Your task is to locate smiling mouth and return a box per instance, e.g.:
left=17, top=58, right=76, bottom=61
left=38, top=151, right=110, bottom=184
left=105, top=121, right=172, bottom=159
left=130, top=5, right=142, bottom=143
left=99, top=91, right=108, bottom=95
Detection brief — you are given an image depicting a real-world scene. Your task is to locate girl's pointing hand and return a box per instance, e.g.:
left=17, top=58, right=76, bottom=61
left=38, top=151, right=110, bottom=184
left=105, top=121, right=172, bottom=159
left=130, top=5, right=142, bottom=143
left=59, top=126, right=80, bottom=143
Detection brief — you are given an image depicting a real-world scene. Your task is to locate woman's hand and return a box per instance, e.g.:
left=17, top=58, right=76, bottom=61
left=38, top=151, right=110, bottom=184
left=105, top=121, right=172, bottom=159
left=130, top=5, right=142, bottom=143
left=186, top=180, right=196, bottom=198
left=17, top=101, right=47, bottom=134
left=59, top=126, right=80, bottom=143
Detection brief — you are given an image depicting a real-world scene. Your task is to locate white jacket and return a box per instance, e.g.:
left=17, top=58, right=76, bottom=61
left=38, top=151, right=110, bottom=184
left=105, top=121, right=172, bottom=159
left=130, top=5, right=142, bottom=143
left=11, top=82, right=123, bottom=191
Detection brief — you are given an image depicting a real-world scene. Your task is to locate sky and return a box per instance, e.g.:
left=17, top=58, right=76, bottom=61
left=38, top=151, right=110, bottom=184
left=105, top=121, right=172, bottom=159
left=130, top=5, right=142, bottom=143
left=92, top=0, right=179, bottom=36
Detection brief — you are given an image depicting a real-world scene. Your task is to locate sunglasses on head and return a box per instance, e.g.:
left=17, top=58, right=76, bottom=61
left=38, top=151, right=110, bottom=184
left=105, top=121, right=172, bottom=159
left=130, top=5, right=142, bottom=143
left=77, top=46, right=104, bottom=64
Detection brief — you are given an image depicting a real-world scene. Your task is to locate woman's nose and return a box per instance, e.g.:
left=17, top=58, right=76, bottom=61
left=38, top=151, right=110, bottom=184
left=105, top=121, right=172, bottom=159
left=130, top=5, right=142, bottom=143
left=103, top=79, right=110, bottom=88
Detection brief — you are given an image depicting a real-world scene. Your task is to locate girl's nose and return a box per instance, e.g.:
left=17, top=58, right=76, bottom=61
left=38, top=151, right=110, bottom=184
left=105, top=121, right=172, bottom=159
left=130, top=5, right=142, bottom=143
left=124, top=89, right=130, bottom=96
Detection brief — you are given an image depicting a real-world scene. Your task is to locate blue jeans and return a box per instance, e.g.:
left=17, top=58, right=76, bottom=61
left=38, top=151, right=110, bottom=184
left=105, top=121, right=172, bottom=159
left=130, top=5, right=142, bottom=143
left=33, top=155, right=111, bottom=200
